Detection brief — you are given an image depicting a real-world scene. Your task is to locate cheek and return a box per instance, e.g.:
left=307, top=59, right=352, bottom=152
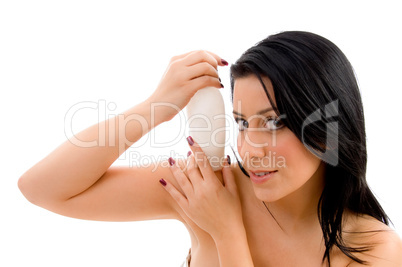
left=275, top=132, right=321, bottom=177
left=236, top=134, right=243, bottom=157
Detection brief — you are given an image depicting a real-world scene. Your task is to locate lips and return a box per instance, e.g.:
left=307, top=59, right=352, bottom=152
left=249, top=170, right=278, bottom=184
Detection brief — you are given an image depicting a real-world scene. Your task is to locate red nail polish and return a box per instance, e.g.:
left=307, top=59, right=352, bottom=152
left=186, top=136, right=194, bottom=146
left=159, top=178, right=167, bottom=186
left=227, top=155, right=231, bottom=165
left=187, top=151, right=192, bottom=157
left=220, top=83, right=224, bottom=88
left=221, top=59, right=229, bottom=66
left=168, top=157, right=175, bottom=166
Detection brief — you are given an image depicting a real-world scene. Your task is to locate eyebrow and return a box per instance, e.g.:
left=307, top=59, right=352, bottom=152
left=232, top=107, right=274, bottom=117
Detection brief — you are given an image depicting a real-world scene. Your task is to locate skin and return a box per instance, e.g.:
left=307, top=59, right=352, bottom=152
left=18, top=51, right=402, bottom=267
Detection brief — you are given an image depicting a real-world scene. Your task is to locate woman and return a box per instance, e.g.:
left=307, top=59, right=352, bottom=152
left=18, top=31, right=402, bottom=266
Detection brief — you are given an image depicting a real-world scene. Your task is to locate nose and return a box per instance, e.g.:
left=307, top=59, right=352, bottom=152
left=238, top=129, right=268, bottom=160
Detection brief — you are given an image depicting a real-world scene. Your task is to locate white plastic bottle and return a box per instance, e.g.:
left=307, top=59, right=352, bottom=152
left=186, top=87, right=226, bottom=171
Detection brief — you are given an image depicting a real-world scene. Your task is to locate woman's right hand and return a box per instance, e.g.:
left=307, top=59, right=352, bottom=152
left=148, top=50, right=228, bottom=122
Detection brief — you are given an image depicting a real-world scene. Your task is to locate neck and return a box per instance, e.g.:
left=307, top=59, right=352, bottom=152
left=267, top=162, right=325, bottom=234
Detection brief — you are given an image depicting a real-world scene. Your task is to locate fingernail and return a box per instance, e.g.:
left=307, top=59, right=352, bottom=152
left=168, top=157, right=175, bottom=166
left=219, top=77, right=221, bottom=82
left=220, top=83, right=224, bottom=88
left=187, top=151, right=192, bottom=157
left=186, top=136, right=194, bottom=146
left=221, top=59, right=229, bottom=66
left=159, top=178, right=167, bottom=187
left=227, top=155, right=231, bottom=165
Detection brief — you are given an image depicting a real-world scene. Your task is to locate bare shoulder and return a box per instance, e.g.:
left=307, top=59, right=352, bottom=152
left=344, top=213, right=402, bottom=266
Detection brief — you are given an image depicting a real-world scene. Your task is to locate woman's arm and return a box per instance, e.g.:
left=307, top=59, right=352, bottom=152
left=18, top=50, right=226, bottom=221
left=18, top=100, right=165, bottom=213
left=214, top=227, right=254, bottom=267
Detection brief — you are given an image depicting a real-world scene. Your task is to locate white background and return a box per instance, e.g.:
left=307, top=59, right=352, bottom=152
left=1, top=0, right=401, bottom=266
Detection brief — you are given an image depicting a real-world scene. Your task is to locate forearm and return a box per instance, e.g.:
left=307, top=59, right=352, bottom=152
left=18, top=98, right=168, bottom=205
left=213, top=227, right=254, bottom=267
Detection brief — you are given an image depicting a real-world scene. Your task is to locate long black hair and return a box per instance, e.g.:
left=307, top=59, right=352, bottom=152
left=230, top=31, right=389, bottom=265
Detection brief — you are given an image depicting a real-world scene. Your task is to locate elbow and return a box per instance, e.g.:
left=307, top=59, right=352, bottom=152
left=18, top=174, right=32, bottom=203
left=18, top=173, right=40, bottom=206
left=18, top=172, right=66, bottom=211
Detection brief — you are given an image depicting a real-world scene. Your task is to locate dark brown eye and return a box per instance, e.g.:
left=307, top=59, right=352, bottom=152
left=235, top=118, right=249, bottom=131
left=265, top=117, right=284, bottom=130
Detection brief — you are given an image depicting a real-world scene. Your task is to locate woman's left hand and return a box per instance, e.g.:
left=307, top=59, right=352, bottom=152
left=160, top=136, right=244, bottom=240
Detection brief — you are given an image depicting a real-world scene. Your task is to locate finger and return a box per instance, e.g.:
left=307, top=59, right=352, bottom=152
left=188, top=50, right=228, bottom=67
left=206, top=51, right=229, bottom=67
left=169, top=50, right=203, bottom=64
left=171, top=50, right=228, bottom=67
left=186, top=62, right=219, bottom=81
left=159, top=178, right=188, bottom=210
left=183, top=50, right=227, bottom=70
left=185, top=152, right=203, bottom=185
left=168, top=157, right=194, bottom=197
left=186, top=136, right=217, bottom=184
left=186, top=75, right=223, bottom=93
left=222, top=155, right=237, bottom=194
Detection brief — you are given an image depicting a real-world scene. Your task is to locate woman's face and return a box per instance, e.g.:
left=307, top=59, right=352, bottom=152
left=233, top=75, right=324, bottom=202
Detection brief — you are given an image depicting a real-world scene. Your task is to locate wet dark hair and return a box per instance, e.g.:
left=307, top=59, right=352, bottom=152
left=230, top=31, right=389, bottom=265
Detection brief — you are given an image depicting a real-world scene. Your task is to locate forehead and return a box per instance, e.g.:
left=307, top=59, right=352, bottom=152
left=233, top=75, right=276, bottom=110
